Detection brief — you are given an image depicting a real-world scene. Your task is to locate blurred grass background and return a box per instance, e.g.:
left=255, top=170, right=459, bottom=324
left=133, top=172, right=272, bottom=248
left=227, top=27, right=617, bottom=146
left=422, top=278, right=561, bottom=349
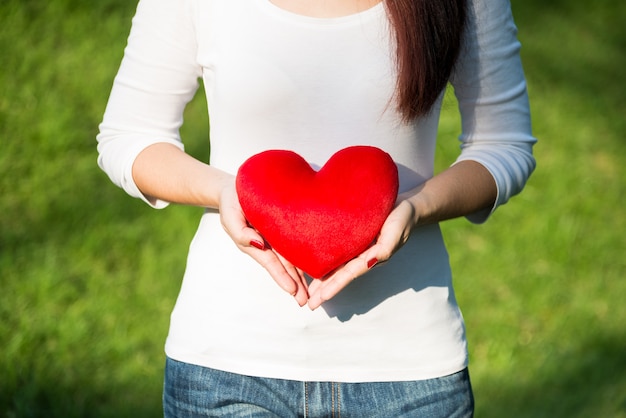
left=1, top=0, right=624, bottom=416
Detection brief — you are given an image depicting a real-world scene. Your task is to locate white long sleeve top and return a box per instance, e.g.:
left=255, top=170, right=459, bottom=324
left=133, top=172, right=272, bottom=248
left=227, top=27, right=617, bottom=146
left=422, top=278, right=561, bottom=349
left=97, top=0, right=536, bottom=382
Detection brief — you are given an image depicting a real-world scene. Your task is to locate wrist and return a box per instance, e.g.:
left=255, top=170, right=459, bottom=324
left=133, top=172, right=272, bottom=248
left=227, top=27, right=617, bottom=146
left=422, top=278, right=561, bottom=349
left=401, top=189, right=436, bottom=228
left=206, top=168, right=235, bottom=209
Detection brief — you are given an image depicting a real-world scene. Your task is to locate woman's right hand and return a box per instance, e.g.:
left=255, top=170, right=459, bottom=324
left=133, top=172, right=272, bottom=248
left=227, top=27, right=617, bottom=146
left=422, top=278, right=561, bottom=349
left=219, top=182, right=309, bottom=306
left=131, top=144, right=309, bottom=305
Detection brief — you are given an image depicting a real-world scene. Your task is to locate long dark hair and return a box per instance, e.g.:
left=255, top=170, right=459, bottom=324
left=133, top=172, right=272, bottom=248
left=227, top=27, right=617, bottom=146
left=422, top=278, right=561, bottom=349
left=383, top=0, right=467, bottom=121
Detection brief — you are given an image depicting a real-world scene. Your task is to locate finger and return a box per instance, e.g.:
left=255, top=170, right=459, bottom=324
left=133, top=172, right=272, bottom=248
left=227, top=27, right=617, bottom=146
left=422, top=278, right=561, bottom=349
left=219, top=185, right=304, bottom=303
left=221, top=205, right=267, bottom=251
left=253, top=250, right=299, bottom=297
left=306, top=239, right=390, bottom=310
left=307, top=255, right=370, bottom=310
left=225, top=216, right=303, bottom=301
left=307, top=276, right=322, bottom=296
left=293, top=280, right=309, bottom=307
left=275, top=252, right=309, bottom=306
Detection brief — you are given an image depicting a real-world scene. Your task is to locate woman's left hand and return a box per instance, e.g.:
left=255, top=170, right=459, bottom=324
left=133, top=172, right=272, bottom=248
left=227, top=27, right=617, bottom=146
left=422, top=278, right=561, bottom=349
left=306, top=198, right=417, bottom=310
left=306, top=160, right=498, bottom=310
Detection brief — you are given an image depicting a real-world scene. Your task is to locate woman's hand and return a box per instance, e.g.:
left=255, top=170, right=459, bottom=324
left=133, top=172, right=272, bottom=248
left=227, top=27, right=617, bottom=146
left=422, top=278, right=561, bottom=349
left=219, top=182, right=309, bottom=306
left=306, top=160, right=497, bottom=310
left=306, top=198, right=417, bottom=310
left=132, top=144, right=310, bottom=305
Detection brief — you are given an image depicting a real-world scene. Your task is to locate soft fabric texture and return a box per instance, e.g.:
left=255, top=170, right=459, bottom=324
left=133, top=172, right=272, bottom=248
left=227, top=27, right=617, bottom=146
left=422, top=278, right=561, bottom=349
left=236, top=146, right=399, bottom=278
left=97, top=0, right=536, bottom=382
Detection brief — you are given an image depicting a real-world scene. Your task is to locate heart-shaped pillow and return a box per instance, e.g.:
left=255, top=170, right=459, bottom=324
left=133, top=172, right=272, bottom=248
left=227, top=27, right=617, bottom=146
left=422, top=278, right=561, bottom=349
left=236, top=145, right=399, bottom=279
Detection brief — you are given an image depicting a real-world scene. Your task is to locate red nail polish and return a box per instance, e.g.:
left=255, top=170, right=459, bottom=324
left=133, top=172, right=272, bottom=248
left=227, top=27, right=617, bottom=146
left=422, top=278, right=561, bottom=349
left=367, top=258, right=379, bottom=269
left=250, top=239, right=265, bottom=250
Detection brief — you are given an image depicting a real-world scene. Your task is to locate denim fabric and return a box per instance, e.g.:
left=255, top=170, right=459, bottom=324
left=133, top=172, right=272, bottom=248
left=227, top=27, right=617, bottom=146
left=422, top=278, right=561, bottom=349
left=163, top=357, right=474, bottom=417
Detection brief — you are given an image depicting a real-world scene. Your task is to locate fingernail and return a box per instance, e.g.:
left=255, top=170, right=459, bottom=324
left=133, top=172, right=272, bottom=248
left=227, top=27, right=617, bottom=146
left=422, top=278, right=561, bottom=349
left=367, top=258, right=379, bottom=269
left=250, top=239, right=265, bottom=250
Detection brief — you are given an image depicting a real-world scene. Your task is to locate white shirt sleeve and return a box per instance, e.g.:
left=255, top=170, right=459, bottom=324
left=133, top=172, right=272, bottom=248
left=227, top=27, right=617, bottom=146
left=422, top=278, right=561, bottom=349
left=97, top=0, right=536, bottom=220
left=96, top=0, right=202, bottom=208
left=450, top=0, right=537, bottom=223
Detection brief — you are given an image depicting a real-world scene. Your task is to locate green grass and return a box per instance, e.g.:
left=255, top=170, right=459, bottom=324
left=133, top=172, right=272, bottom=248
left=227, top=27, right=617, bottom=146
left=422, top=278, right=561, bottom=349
left=1, top=0, right=624, bottom=416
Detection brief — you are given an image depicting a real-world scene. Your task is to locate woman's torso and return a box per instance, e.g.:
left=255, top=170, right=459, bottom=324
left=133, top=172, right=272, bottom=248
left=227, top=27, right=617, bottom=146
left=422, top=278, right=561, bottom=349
left=164, top=0, right=467, bottom=382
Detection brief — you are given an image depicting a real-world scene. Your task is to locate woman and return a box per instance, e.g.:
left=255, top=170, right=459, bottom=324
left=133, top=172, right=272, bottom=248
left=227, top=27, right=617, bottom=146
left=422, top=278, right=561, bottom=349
left=97, top=0, right=536, bottom=415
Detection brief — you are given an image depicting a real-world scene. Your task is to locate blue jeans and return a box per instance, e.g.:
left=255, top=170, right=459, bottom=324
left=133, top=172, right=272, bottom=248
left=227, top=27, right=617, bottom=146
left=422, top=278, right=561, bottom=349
left=163, top=357, right=474, bottom=417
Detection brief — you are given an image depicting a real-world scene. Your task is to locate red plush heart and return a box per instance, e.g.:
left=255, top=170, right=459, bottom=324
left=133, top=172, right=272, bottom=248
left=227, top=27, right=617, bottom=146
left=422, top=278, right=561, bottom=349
left=236, top=146, right=399, bottom=279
